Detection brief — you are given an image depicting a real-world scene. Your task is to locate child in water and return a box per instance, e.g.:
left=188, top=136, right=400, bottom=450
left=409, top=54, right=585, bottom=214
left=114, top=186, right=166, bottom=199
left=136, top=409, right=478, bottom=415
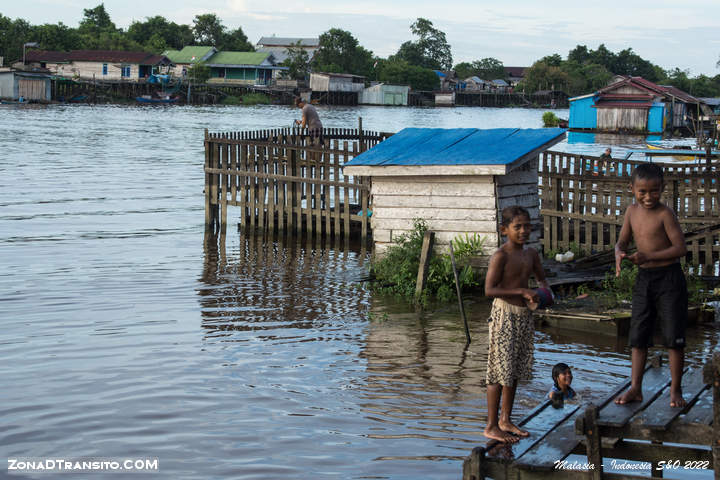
left=548, top=363, right=576, bottom=407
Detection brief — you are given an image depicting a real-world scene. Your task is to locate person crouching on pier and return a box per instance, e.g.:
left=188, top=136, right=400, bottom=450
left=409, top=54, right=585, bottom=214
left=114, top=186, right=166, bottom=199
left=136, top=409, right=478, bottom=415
left=483, top=206, right=552, bottom=443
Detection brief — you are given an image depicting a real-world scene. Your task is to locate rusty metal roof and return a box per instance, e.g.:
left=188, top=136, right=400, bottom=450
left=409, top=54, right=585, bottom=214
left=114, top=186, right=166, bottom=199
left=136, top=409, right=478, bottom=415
left=26, top=50, right=172, bottom=65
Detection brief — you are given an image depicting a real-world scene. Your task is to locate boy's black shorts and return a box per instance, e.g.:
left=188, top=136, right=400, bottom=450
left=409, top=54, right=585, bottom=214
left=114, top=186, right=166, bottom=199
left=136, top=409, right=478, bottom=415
left=630, top=262, right=687, bottom=348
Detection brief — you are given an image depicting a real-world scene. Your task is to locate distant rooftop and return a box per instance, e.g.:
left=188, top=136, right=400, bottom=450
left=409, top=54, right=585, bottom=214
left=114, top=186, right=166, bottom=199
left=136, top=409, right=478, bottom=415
left=206, top=51, right=273, bottom=66
left=257, top=37, right=319, bottom=47
left=26, top=50, right=171, bottom=65
left=162, top=46, right=216, bottom=64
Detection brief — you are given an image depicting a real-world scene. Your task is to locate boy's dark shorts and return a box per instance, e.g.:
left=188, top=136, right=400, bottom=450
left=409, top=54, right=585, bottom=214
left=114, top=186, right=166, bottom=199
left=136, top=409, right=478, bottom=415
left=630, top=262, right=687, bottom=349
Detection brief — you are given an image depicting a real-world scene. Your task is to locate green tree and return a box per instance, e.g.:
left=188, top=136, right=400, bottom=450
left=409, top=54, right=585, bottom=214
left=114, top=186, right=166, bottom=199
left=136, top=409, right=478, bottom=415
left=282, top=41, right=310, bottom=80
left=223, top=27, right=254, bottom=51
left=187, top=62, right=210, bottom=84
left=0, top=15, right=33, bottom=63
left=520, top=59, right=569, bottom=93
left=453, top=61, right=475, bottom=79
left=127, top=16, right=194, bottom=51
left=32, top=22, right=83, bottom=51
left=376, top=58, right=438, bottom=90
left=78, top=3, right=117, bottom=36
left=314, top=28, right=373, bottom=76
left=393, top=18, right=452, bottom=70
left=192, top=13, right=225, bottom=46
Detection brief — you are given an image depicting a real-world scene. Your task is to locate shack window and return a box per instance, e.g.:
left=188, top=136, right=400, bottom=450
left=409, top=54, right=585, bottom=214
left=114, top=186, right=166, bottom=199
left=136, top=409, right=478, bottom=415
left=121, top=66, right=131, bottom=77
left=102, top=63, right=108, bottom=75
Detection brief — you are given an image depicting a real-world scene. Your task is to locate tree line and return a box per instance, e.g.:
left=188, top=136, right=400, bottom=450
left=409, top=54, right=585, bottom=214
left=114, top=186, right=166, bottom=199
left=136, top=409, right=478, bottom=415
left=2, top=4, right=719, bottom=96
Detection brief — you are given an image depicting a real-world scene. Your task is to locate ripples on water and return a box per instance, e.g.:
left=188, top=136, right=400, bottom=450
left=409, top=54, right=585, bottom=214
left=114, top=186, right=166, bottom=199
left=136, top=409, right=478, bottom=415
left=1, top=104, right=717, bottom=479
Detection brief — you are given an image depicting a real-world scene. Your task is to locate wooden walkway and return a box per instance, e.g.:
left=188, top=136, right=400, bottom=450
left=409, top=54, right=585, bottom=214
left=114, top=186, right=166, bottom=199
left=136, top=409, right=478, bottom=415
left=463, top=352, right=720, bottom=479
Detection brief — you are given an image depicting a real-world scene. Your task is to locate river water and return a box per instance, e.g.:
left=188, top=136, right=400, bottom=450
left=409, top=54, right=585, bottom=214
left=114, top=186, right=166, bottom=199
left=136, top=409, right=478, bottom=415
left=1, top=104, right=716, bottom=479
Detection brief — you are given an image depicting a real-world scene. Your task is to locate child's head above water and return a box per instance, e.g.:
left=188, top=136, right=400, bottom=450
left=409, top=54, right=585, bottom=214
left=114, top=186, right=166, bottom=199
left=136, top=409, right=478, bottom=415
left=551, top=362, right=573, bottom=390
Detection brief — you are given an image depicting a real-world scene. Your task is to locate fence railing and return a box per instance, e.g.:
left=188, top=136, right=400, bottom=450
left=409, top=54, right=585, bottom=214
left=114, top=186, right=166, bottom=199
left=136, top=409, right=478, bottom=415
left=204, top=126, right=392, bottom=240
left=539, top=150, right=719, bottom=272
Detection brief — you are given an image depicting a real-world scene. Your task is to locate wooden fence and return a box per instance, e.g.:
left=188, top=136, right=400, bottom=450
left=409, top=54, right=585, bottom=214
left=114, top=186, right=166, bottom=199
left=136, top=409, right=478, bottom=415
left=204, top=125, right=392, bottom=241
left=540, top=151, right=720, bottom=272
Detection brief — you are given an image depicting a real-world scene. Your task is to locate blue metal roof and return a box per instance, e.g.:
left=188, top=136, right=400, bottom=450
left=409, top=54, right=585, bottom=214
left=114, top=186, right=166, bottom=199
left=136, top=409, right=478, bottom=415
left=345, top=127, right=566, bottom=166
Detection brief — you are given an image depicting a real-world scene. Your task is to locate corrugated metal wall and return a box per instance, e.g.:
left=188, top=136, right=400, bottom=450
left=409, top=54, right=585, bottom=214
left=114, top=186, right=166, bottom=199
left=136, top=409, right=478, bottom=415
left=569, top=96, right=597, bottom=129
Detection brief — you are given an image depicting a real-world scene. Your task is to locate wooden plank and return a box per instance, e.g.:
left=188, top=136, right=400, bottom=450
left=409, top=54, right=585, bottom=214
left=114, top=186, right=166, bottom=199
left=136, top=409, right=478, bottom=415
left=514, top=408, right=584, bottom=470
left=415, top=231, right=435, bottom=297
left=681, top=388, right=714, bottom=427
left=324, top=139, right=331, bottom=236
left=239, top=142, right=248, bottom=228
left=633, top=367, right=709, bottom=430
left=277, top=141, right=285, bottom=232
left=230, top=139, right=237, bottom=204
left=220, top=138, right=228, bottom=232
left=597, top=365, right=671, bottom=428
left=249, top=144, right=256, bottom=230
left=334, top=141, right=341, bottom=238
left=314, top=148, right=321, bottom=235
left=484, top=403, right=581, bottom=463
left=204, top=132, right=212, bottom=229
left=258, top=145, right=267, bottom=231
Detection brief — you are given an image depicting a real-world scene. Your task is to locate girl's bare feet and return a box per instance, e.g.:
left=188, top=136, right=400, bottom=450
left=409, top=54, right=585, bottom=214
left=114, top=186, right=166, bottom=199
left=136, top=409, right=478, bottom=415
left=614, top=386, right=643, bottom=404
left=484, top=425, right=519, bottom=443
left=499, top=420, right=529, bottom=437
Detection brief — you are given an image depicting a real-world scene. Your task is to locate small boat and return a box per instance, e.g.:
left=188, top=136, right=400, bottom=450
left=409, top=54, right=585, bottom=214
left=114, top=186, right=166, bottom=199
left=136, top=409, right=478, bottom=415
left=646, top=142, right=696, bottom=161
left=135, top=95, right=178, bottom=104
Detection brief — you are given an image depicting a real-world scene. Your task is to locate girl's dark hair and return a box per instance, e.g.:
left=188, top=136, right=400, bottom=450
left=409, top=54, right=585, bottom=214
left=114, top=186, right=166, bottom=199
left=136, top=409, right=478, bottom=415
left=631, top=163, right=664, bottom=184
left=552, top=362, right=571, bottom=389
left=500, top=205, right=530, bottom=226
left=294, top=96, right=303, bottom=106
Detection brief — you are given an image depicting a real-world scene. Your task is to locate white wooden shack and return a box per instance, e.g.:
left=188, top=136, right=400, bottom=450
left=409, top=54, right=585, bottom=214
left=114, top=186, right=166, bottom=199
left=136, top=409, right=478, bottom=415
left=310, top=72, right=365, bottom=93
left=0, top=68, right=51, bottom=101
left=434, top=91, right=455, bottom=106
left=359, top=83, right=409, bottom=105
left=342, top=127, right=567, bottom=254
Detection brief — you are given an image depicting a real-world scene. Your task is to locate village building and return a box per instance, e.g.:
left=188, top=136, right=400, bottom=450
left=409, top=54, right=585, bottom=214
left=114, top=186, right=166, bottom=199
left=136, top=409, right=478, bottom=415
left=204, top=51, right=285, bottom=86
left=310, top=72, right=366, bottom=104
left=342, top=127, right=567, bottom=255
left=462, top=76, right=492, bottom=91
left=434, top=70, right=459, bottom=91
left=24, top=50, right=173, bottom=82
left=0, top=66, right=52, bottom=101
left=255, top=36, right=319, bottom=66
left=162, top=46, right=217, bottom=78
left=504, top=66, right=527, bottom=87
left=569, top=75, right=707, bottom=134
left=491, top=79, right=510, bottom=92
left=359, top=83, right=410, bottom=106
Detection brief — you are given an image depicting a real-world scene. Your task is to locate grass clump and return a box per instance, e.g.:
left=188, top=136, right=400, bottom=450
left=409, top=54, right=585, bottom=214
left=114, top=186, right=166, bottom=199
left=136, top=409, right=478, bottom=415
left=241, top=93, right=271, bottom=105
left=369, top=218, right=488, bottom=304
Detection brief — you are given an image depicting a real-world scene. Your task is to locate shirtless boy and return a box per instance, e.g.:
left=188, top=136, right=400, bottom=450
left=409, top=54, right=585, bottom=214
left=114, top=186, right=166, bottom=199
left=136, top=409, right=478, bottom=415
left=484, top=206, right=550, bottom=443
left=614, top=163, right=688, bottom=408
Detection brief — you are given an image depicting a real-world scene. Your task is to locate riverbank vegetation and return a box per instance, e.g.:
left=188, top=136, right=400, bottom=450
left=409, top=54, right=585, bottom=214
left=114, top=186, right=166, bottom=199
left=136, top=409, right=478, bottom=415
left=369, top=219, right=488, bottom=305
left=2, top=6, right=718, bottom=97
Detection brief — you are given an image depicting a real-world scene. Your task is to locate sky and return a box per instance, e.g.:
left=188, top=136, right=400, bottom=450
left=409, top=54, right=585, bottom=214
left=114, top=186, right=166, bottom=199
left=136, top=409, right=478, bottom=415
left=3, top=0, right=719, bottom=76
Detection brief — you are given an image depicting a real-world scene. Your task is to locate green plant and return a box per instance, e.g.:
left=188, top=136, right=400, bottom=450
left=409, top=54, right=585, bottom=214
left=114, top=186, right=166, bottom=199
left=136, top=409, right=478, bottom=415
left=220, top=95, right=242, bottom=105
left=368, top=219, right=488, bottom=304
left=600, top=260, right=638, bottom=306
left=542, top=111, right=560, bottom=127
left=241, top=93, right=271, bottom=105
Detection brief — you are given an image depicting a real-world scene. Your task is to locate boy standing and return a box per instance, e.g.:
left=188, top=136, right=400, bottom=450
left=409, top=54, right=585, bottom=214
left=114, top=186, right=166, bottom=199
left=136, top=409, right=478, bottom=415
left=484, top=206, right=550, bottom=443
left=614, top=163, right=688, bottom=407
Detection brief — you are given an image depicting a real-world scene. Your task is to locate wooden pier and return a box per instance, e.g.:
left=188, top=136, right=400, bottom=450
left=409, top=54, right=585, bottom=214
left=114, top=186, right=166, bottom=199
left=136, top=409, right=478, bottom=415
left=203, top=124, right=392, bottom=240
left=540, top=150, right=720, bottom=273
left=463, top=351, right=720, bottom=479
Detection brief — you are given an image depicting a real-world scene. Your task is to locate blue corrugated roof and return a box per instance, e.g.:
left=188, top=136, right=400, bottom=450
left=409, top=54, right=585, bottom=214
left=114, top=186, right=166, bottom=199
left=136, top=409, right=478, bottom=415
left=345, top=127, right=566, bottom=166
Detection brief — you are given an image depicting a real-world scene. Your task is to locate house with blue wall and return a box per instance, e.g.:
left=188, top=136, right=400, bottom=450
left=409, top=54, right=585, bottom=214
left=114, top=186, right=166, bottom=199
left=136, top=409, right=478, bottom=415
left=568, top=76, right=704, bottom=134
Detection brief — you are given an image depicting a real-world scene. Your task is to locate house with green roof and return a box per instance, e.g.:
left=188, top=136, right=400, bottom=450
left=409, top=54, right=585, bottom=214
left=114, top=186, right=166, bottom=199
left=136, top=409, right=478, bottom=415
left=205, top=51, right=286, bottom=86
left=162, top=46, right=217, bottom=78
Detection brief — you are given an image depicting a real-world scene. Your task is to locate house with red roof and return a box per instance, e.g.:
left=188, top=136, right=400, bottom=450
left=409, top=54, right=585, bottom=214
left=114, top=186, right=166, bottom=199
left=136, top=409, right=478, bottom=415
left=24, top=50, right=173, bottom=82
left=568, top=75, right=707, bottom=134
